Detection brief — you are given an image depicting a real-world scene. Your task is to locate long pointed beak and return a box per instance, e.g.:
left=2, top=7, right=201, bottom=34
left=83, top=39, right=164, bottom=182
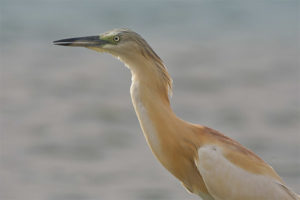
left=53, top=36, right=108, bottom=47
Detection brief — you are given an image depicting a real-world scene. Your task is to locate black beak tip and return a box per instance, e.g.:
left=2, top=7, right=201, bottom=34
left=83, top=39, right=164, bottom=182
left=53, top=39, right=72, bottom=46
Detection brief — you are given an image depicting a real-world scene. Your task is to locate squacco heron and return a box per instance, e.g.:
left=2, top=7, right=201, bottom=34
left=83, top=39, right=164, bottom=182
left=53, top=28, right=299, bottom=200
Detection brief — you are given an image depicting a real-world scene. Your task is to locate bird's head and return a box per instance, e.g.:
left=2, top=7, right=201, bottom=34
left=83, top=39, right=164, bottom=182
left=53, top=28, right=157, bottom=61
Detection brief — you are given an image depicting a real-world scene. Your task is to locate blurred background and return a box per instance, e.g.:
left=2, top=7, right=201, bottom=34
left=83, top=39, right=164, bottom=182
left=1, top=0, right=299, bottom=199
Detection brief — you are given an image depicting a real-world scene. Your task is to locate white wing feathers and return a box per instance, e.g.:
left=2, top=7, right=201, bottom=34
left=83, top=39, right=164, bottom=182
left=195, top=145, right=298, bottom=200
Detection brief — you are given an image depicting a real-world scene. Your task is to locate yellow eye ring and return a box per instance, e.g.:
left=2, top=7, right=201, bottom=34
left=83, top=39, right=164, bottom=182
left=113, top=36, right=120, bottom=42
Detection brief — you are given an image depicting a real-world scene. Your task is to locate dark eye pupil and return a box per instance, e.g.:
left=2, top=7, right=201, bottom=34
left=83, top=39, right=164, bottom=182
left=114, top=36, right=119, bottom=41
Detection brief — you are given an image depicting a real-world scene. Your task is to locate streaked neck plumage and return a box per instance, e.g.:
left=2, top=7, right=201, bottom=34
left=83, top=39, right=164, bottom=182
left=119, top=52, right=210, bottom=196
left=119, top=53, right=177, bottom=157
left=119, top=50, right=208, bottom=196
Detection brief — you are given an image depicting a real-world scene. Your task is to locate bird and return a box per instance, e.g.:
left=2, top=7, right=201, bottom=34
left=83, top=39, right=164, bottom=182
left=53, top=28, right=299, bottom=200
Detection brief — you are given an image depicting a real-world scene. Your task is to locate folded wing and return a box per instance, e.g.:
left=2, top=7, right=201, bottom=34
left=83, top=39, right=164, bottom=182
left=195, top=144, right=299, bottom=200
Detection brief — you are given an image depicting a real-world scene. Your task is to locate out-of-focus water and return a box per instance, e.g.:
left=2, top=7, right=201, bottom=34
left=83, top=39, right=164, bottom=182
left=1, top=1, right=299, bottom=200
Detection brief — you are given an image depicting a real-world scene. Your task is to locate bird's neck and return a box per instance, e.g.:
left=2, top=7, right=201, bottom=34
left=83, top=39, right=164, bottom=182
left=123, top=56, right=207, bottom=192
left=121, top=53, right=172, bottom=103
left=123, top=56, right=179, bottom=158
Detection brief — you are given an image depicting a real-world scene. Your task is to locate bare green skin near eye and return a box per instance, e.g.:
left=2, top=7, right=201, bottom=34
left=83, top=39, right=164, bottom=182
left=100, top=34, right=120, bottom=45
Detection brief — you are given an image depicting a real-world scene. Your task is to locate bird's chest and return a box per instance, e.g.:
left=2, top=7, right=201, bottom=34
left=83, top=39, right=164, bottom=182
left=130, top=82, right=162, bottom=155
left=130, top=82, right=179, bottom=167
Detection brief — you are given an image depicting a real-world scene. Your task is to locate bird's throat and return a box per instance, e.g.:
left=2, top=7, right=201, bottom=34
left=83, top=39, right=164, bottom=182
left=130, top=75, right=172, bottom=155
left=126, top=57, right=209, bottom=194
left=125, top=55, right=181, bottom=167
left=129, top=59, right=181, bottom=161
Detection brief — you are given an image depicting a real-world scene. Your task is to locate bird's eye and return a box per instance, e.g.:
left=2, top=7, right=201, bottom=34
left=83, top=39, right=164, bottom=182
left=113, top=36, right=120, bottom=42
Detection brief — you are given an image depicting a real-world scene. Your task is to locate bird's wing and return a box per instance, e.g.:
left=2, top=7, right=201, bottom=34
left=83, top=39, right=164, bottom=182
left=195, top=143, right=298, bottom=200
left=190, top=126, right=299, bottom=200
